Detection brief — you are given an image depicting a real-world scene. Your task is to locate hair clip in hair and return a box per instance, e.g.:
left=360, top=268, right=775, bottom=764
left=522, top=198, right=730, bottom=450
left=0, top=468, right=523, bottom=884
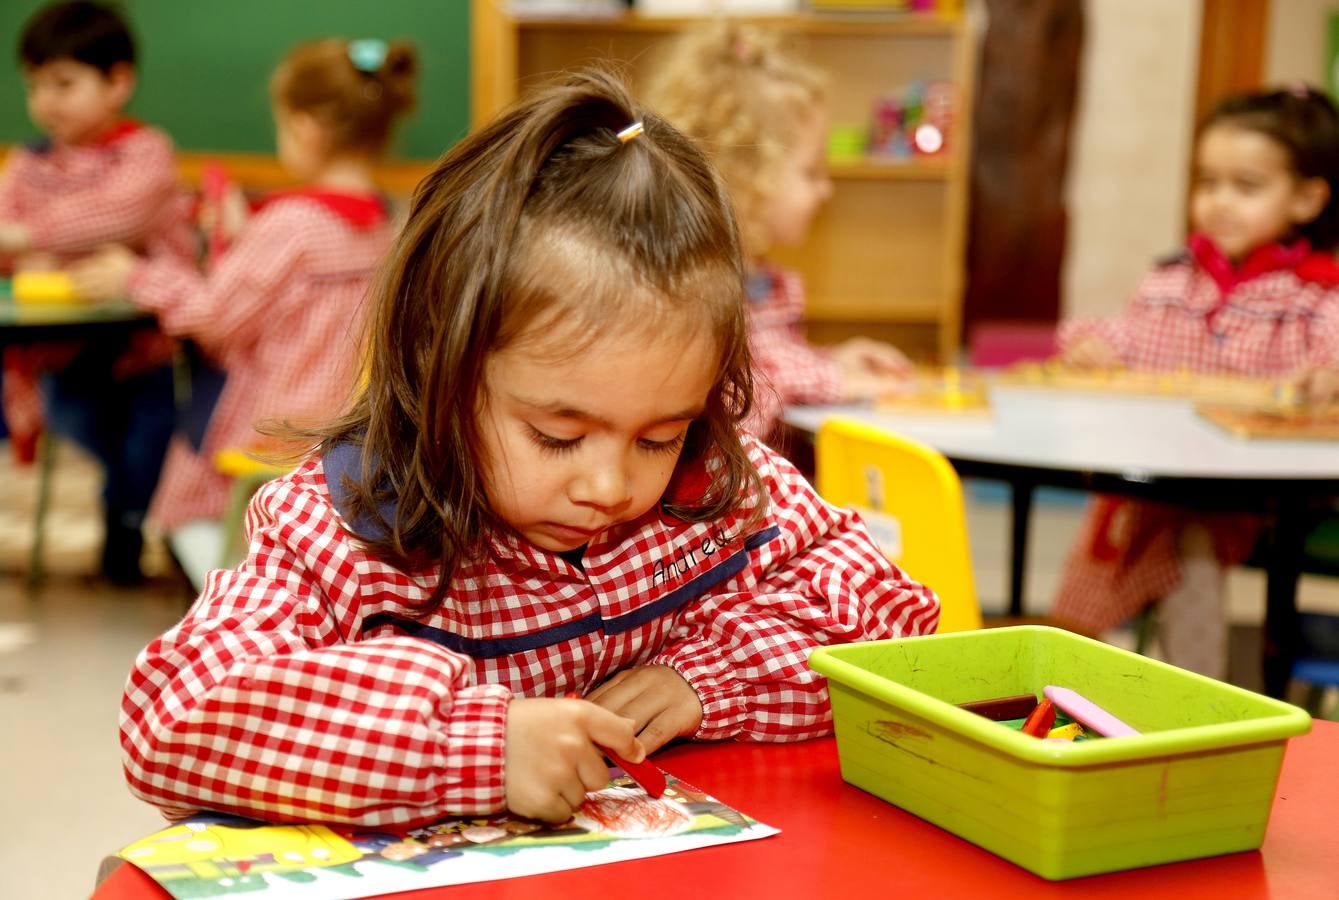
left=617, top=121, right=644, bottom=143
left=348, top=39, right=388, bottom=74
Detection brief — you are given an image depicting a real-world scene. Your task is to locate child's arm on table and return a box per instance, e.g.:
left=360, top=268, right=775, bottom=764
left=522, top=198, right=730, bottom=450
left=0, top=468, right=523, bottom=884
left=588, top=439, right=939, bottom=751
left=1285, top=291, right=1339, bottom=406
left=73, top=205, right=300, bottom=352
left=119, top=472, right=634, bottom=828
left=0, top=152, right=30, bottom=256
left=4, top=132, right=179, bottom=256
left=1055, top=269, right=1173, bottom=368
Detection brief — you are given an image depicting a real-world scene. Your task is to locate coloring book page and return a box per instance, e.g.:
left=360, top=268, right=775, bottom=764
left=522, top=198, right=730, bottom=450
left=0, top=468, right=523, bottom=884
left=116, top=770, right=779, bottom=899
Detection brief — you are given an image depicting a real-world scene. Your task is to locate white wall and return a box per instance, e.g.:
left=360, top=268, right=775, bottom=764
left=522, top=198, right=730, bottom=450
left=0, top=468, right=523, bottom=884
left=1061, top=0, right=1201, bottom=320
left=1265, top=0, right=1336, bottom=87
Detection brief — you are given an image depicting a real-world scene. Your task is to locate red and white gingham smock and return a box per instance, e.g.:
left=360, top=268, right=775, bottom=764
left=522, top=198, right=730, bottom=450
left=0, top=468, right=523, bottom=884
left=1052, top=236, right=1339, bottom=634
left=0, top=121, right=194, bottom=458
left=126, top=189, right=393, bottom=530
left=0, top=121, right=195, bottom=262
left=120, top=434, right=939, bottom=827
left=744, top=265, right=843, bottom=436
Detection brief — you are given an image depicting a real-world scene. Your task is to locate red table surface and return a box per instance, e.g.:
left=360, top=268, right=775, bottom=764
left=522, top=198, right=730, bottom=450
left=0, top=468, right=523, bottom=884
left=94, top=719, right=1339, bottom=900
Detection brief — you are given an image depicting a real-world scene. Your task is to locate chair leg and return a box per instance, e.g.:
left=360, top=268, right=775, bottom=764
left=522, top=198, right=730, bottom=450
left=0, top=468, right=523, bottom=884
left=1134, top=605, right=1158, bottom=656
left=25, top=431, right=57, bottom=591
left=1303, top=684, right=1326, bottom=717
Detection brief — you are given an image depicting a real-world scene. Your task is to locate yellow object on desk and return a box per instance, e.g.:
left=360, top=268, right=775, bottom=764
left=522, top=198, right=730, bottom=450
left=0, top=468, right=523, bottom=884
left=874, top=366, right=991, bottom=415
left=12, top=271, right=78, bottom=305
left=1196, top=402, right=1339, bottom=440
left=1002, top=359, right=1283, bottom=406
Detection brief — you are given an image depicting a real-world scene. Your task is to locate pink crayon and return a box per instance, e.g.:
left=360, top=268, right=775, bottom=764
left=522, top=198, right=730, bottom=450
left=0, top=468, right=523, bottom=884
left=1043, top=685, right=1140, bottom=738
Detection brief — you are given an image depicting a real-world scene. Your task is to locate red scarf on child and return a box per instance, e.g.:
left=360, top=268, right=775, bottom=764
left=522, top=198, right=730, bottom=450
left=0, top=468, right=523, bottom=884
left=256, top=187, right=388, bottom=229
left=1189, top=232, right=1339, bottom=293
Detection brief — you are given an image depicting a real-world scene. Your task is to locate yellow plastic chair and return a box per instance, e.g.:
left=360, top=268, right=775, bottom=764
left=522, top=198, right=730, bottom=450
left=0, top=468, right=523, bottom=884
left=815, top=417, right=983, bottom=633
left=214, top=448, right=291, bottom=566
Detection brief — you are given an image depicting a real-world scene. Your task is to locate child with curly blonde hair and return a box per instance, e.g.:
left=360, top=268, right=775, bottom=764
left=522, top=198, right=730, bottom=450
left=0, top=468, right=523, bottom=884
left=646, top=23, right=911, bottom=441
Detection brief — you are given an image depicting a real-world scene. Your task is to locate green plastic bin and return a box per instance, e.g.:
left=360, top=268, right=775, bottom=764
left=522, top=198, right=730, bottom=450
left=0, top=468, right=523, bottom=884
left=808, top=626, right=1311, bottom=880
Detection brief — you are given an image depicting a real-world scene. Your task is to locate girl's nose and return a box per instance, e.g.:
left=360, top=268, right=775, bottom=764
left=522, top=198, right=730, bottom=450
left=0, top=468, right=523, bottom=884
left=570, top=458, right=631, bottom=512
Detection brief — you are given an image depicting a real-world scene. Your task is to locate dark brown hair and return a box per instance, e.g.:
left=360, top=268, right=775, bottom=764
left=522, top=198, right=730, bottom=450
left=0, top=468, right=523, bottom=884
left=19, top=1, right=133, bottom=73
left=1200, top=84, right=1339, bottom=250
left=319, top=68, right=761, bottom=610
left=270, top=38, right=417, bottom=157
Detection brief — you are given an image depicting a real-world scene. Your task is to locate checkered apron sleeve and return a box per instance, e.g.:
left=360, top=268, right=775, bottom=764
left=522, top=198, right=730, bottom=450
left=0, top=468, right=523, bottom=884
left=120, top=470, right=511, bottom=827
left=652, top=439, right=940, bottom=741
left=15, top=129, right=184, bottom=256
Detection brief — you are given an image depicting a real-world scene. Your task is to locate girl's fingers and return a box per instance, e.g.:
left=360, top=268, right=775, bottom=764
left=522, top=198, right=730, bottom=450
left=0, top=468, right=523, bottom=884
left=584, top=708, right=645, bottom=764
left=577, top=750, right=614, bottom=794
left=581, top=670, right=629, bottom=704
left=584, top=680, right=653, bottom=726
left=636, top=710, right=682, bottom=754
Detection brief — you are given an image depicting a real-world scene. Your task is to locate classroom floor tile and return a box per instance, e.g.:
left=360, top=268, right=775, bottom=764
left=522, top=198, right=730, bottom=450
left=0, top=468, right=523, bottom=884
left=2, top=443, right=1338, bottom=898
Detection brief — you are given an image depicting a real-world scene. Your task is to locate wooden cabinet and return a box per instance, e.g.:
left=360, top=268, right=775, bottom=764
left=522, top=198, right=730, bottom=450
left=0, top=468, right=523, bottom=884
left=470, top=2, right=975, bottom=362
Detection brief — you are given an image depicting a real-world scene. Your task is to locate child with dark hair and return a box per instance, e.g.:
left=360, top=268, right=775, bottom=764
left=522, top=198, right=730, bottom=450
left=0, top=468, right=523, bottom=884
left=0, top=0, right=194, bottom=583
left=118, top=69, right=939, bottom=828
left=72, top=37, right=418, bottom=586
left=1054, top=84, right=1339, bottom=678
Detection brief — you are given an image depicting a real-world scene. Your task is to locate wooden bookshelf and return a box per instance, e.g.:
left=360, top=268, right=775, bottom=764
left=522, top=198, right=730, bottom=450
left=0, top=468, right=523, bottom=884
left=470, top=2, right=976, bottom=361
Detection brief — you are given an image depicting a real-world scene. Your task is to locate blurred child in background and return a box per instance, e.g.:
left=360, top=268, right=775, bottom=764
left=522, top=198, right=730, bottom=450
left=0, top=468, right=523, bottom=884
left=0, top=0, right=193, bottom=583
left=73, top=38, right=417, bottom=584
left=1054, top=85, right=1339, bottom=678
left=645, top=23, right=912, bottom=443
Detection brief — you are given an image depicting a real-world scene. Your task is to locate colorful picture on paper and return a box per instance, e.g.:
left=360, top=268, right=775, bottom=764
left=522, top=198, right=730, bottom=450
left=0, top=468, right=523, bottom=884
left=117, top=770, right=778, bottom=899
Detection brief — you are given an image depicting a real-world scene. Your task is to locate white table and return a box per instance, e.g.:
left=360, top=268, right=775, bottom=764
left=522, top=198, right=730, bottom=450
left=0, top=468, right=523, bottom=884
left=784, top=385, right=1339, bottom=696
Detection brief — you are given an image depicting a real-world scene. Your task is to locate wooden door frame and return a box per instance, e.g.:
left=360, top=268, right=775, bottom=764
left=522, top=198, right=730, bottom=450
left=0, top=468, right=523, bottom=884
left=1196, top=0, right=1270, bottom=125
left=1189, top=0, right=1270, bottom=224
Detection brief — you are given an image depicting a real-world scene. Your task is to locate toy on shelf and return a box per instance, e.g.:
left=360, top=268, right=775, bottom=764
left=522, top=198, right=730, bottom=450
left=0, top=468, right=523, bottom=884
left=868, top=80, right=957, bottom=161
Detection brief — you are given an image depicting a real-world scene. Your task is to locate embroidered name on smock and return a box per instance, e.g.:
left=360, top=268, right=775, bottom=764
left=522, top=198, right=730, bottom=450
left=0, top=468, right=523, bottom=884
left=362, top=524, right=781, bottom=658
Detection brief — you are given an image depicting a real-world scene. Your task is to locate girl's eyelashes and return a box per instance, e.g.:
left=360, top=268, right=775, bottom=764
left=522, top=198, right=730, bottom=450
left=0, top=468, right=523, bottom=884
left=638, top=432, right=688, bottom=455
left=524, top=424, right=687, bottom=456
left=526, top=425, right=581, bottom=455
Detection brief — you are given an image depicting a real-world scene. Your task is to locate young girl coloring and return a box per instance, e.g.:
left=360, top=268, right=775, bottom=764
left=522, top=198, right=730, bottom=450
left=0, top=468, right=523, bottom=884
left=119, top=71, right=940, bottom=827
left=645, top=24, right=912, bottom=442
left=73, top=38, right=417, bottom=581
left=1054, top=85, right=1339, bottom=678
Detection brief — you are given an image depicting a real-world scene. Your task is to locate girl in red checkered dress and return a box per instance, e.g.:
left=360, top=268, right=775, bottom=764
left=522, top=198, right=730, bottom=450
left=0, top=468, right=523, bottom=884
left=645, top=24, right=913, bottom=443
left=1052, top=86, right=1339, bottom=678
left=73, top=39, right=418, bottom=582
left=118, top=69, right=939, bottom=829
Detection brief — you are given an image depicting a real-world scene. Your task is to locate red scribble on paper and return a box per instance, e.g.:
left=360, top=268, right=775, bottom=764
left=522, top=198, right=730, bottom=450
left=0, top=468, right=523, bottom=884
left=576, top=788, right=692, bottom=837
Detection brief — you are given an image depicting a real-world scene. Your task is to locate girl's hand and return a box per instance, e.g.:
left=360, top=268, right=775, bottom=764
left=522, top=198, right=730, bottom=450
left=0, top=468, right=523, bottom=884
left=68, top=245, right=138, bottom=301
left=0, top=221, right=32, bottom=254
left=840, top=370, right=912, bottom=403
left=1059, top=335, right=1122, bottom=369
left=503, top=696, right=644, bottom=823
left=831, top=336, right=915, bottom=377
left=1288, top=366, right=1339, bottom=407
left=199, top=183, right=250, bottom=243
left=584, top=665, right=704, bottom=754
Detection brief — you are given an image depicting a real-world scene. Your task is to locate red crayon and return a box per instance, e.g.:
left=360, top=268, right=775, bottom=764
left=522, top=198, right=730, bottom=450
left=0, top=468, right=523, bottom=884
left=959, top=693, right=1038, bottom=722
left=1020, top=698, right=1057, bottom=738
left=565, top=693, right=667, bottom=798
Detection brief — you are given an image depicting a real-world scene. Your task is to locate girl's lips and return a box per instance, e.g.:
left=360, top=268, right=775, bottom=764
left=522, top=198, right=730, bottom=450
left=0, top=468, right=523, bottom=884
left=544, top=522, right=604, bottom=541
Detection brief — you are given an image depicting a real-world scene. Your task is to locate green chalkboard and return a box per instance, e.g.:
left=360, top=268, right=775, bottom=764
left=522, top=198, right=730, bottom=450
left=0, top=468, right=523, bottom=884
left=0, top=0, right=470, bottom=159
